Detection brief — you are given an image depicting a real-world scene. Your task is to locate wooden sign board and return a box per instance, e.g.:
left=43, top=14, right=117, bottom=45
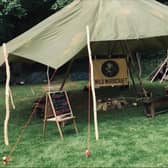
left=93, top=58, right=129, bottom=87
left=46, top=91, right=72, bottom=119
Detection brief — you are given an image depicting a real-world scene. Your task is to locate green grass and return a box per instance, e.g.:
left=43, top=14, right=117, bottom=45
left=1, top=80, right=168, bottom=167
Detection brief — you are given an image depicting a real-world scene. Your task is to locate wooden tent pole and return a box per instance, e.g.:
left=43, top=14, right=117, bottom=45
left=86, top=26, right=99, bottom=140
left=120, top=41, right=137, bottom=94
left=160, top=68, right=168, bottom=83
left=3, top=43, right=10, bottom=146
left=160, top=59, right=168, bottom=83
left=148, top=61, right=163, bottom=79
left=129, top=53, right=148, bottom=97
left=136, top=53, right=142, bottom=78
left=151, top=50, right=168, bottom=82
left=59, top=58, right=74, bottom=91
left=123, top=41, right=147, bottom=97
left=129, top=61, right=138, bottom=94
left=126, top=55, right=137, bottom=94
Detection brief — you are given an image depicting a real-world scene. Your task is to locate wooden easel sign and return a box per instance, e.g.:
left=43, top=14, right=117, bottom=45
left=43, top=90, right=78, bottom=139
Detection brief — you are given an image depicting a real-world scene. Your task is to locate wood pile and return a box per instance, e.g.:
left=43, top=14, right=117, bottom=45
left=97, top=98, right=128, bottom=111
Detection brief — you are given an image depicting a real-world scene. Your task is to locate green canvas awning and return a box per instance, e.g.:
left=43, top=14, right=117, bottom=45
left=1, top=0, right=168, bottom=68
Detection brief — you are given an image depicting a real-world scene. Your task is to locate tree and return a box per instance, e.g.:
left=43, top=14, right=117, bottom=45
left=157, top=0, right=168, bottom=4
left=0, top=0, right=26, bottom=43
left=51, top=0, right=73, bottom=10
left=0, top=0, right=73, bottom=44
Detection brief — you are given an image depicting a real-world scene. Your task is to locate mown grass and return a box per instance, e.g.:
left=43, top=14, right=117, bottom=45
left=1, top=79, right=168, bottom=167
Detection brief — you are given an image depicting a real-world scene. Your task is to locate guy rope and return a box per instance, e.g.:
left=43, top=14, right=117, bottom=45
left=2, top=66, right=57, bottom=164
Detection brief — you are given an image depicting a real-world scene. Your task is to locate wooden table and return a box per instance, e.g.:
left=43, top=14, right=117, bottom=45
left=143, top=96, right=168, bottom=117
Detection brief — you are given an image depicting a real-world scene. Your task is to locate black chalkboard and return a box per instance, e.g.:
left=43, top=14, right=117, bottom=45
left=44, top=91, right=78, bottom=139
left=49, top=91, right=71, bottom=116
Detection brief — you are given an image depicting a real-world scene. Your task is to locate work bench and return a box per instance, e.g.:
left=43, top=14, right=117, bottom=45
left=143, top=96, right=168, bottom=117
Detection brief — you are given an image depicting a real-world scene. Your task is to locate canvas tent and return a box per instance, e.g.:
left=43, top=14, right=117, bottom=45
left=1, top=0, right=168, bottom=68
left=2, top=0, right=168, bottom=143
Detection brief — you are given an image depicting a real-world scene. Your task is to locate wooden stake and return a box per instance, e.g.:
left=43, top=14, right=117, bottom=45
left=3, top=43, right=10, bottom=146
left=86, top=26, right=99, bottom=140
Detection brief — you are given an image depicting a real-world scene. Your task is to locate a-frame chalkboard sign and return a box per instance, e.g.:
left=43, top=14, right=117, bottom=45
left=43, top=90, right=78, bottom=139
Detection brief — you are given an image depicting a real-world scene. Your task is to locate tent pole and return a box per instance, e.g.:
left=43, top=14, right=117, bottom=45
left=86, top=26, right=99, bottom=140
left=3, top=43, right=10, bottom=146
left=151, top=50, right=168, bottom=82
left=120, top=41, right=137, bottom=95
left=123, top=41, right=147, bottom=97
left=148, top=61, right=163, bottom=79
left=136, top=52, right=142, bottom=78
left=160, top=58, right=168, bottom=83
left=126, top=56, right=137, bottom=95
left=59, top=58, right=74, bottom=91
left=129, top=53, right=148, bottom=97
left=160, top=68, right=168, bottom=83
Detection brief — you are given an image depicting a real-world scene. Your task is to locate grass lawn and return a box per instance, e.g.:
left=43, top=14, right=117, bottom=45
left=1, top=79, right=168, bottom=167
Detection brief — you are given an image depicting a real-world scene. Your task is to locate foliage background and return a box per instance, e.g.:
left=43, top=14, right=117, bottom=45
left=0, top=0, right=73, bottom=44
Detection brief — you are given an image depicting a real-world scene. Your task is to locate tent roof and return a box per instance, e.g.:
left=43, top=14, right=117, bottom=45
left=1, top=0, right=168, bottom=69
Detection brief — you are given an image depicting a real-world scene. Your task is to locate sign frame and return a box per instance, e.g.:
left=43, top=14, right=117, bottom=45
left=43, top=90, right=78, bottom=139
